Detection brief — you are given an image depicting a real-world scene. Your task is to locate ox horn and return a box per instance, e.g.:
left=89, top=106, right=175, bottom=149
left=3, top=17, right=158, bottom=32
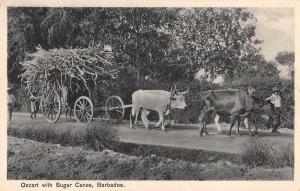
left=182, top=87, right=189, bottom=95
left=170, top=86, right=174, bottom=96
left=171, top=85, right=177, bottom=95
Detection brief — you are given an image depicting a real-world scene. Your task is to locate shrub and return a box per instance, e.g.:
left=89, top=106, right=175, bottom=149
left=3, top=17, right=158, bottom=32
left=241, top=137, right=272, bottom=167
left=85, top=121, right=119, bottom=151
left=269, top=143, right=294, bottom=168
left=241, top=137, right=294, bottom=168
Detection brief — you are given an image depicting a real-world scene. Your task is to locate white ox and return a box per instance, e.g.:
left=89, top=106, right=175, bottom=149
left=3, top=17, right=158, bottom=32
left=130, top=86, right=188, bottom=131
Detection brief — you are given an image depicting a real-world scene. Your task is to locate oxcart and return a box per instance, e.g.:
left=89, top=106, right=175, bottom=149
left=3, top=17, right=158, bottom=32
left=39, top=83, right=132, bottom=124
left=20, top=45, right=128, bottom=124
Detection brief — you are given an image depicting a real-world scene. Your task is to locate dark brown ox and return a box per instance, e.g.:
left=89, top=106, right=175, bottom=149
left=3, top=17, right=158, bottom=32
left=198, top=88, right=262, bottom=136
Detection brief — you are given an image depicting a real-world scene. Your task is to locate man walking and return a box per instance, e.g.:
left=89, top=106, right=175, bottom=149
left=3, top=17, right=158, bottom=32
left=265, top=87, right=282, bottom=133
left=7, top=87, right=16, bottom=123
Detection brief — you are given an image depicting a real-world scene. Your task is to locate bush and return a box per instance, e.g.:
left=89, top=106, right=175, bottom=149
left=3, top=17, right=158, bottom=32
left=241, top=137, right=294, bottom=168
left=85, top=122, right=119, bottom=151
left=8, top=121, right=119, bottom=150
left=241, top=137, right=272, bottom=167
left=269, top=143, right=294, bottom=168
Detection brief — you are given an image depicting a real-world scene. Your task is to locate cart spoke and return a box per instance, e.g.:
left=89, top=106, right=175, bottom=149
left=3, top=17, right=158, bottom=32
left=78, top=100, right=83, bottom=108
left=82, top=100, right=86, bottom=109
left=74, top=96, right=93, bottom=123
left=83, top=115, right=88, bottom=122
left=41, top=91, right=61, bottom=122
left=85, top=112, right=92, bottom=117
left=53, top=108, right=59, bottom=114
left=115, top=110, right=123, bottom=114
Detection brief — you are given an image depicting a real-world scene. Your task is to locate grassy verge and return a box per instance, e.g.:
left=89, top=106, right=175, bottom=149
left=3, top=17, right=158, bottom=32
left=8, top=137, right=293, bottom=180
left=8, top=122, right=294, bottom=168
left=8, top=122, right=240, bottom=164
left=8, top=121, right=119, bottom=151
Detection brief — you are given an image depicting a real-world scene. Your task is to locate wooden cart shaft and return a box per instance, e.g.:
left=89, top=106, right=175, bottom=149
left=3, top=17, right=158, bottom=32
left=95, top=104, right=132, bottom=111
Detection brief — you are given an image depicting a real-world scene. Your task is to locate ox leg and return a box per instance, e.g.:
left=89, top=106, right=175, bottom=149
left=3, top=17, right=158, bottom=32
left=155, top=112, right=165, bottom=131
left=253, top=119, right=258, bottom=134
left=198, top=111, right=206, bottom=136
left=165, top=109, right=171, bottom=127
left=134, top=108, right=140, bottom=126
left=141, top=109, right=150, bottom=129
left=30, top=111, right=34, bottom=119
left=203, top=116, right=209, bottom=136
left=202, top=111, right=212, bottom=136
left=199, top=122, right=204, bottom=137
left=249, top=116, right=258, bottom=134
left=236, top=119, right=241, bottom=136
left=244, top=117, right=251, bottom=136
left=35, top=100, right=40, bottom=118
left=227, top=116, right=237, bottom=136
left=33, top=107, right=38, bottom=118
left=214, top=114, right=222, bottom=133
left=130, top=107, right=138, bottom=129
left=66, top=105, right=69, bottom=118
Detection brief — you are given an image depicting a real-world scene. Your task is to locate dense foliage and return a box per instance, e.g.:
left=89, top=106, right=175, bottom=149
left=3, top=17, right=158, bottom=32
left=8, top=7, right=261, bottom=84
left=8, top=7, right=294, bottom=128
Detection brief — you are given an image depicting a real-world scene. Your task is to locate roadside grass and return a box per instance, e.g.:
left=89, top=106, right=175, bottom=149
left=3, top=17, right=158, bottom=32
left=8, top=121, right=119, bottom=151
left=8, top=136, right=293, bottom=180
left=241, top=137, right=294, bottom=168
left=8, top=121, right=293, bottom=169
left=8, top=122, right=241, bottom=164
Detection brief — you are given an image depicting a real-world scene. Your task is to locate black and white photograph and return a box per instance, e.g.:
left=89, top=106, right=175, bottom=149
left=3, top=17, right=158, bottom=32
left=1, top=1, right=298, bottom=189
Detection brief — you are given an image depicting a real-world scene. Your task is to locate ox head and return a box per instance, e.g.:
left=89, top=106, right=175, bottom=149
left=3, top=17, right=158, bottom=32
left=169, top=85, right=188, bottom=109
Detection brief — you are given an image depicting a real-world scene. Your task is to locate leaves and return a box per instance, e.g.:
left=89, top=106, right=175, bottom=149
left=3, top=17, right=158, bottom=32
left=275, top=51, right=295, bottom=65
left=9, top=7, right=264, bottom=84
left=173, top=8, right=261, bottom=79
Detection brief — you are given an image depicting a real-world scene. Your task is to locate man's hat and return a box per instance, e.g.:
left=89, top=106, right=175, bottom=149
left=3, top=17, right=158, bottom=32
left=272, top=87, right=280, bottom=92
left=7, top=88, right=14, bottom=92
left=7, top=84, right=15, bottom=92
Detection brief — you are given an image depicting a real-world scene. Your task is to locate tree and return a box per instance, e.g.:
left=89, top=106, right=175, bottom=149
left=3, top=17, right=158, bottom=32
left=275, top=51, right=294, bottom=81
left=8, top=7, right=262, bottom=85
left=275, top=51, right=295, bottom=65
left=172, top=8, right=262, bottom=80
left=226, top=55, right=280, bottom=87
left=8, top=8, right=47, bottom=83
left=36, top=8, right=179, bottom=82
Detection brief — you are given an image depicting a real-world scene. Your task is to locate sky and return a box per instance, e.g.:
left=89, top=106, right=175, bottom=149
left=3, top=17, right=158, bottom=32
left=249, top=8, right=294, bottom=61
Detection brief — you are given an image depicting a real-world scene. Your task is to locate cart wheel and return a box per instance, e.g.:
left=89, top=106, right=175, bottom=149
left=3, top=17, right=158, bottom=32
left=41, top=90, right=61, bottom=123
left=74, top=96, right=94, bottom=124
left=105, top=95, right=125, bottom=121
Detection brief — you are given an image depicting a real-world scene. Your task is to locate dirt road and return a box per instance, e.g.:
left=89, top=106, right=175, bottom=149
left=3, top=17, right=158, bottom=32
left=10, top=113, right=294, bottom=154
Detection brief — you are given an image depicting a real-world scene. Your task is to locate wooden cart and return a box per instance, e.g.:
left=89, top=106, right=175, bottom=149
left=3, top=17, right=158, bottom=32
left=39, top=82, right=131, bottom=124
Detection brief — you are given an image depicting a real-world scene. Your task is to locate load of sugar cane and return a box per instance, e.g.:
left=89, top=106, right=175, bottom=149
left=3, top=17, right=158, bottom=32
left=19, top=44, right=119, bottom=95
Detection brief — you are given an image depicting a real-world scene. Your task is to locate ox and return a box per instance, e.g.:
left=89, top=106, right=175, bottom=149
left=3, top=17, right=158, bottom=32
left=130, top=86, right=188, bottom=131
left=198, top=87, right=262, bottom=136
